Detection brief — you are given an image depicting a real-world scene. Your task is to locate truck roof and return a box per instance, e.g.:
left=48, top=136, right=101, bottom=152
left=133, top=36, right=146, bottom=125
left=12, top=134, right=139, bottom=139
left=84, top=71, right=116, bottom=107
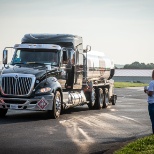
left=21, top=34, right=82, bottom=47
left=14, top=43, right=61, bottom=50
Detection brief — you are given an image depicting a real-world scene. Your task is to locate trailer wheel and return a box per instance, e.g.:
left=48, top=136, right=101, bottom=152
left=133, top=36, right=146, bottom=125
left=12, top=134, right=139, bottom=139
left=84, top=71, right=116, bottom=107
left=87, top=88, right=96, bottom=109
left=112, top=95, right=117, bottom=105
left=0, top=109, right=8, bottom=118
left=95, top=88, right=103, bottom=109
left=103, top=88, right=109, bottom=108
left=47, top=91, right=62, bottom=119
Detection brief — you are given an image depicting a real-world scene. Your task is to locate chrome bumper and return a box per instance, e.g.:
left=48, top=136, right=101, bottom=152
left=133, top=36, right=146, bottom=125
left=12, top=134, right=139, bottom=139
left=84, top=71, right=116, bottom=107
left=0, top=94, right=54, bottom=111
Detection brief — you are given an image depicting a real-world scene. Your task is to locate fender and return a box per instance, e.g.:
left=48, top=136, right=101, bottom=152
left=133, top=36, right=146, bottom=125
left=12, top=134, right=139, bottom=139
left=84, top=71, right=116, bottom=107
left=35, top=77, right=62, bottom=96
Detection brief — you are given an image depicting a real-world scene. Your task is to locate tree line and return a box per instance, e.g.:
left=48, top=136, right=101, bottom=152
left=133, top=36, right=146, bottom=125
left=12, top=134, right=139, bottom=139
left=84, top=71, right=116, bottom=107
left=119, top=61, right=154, bottom=69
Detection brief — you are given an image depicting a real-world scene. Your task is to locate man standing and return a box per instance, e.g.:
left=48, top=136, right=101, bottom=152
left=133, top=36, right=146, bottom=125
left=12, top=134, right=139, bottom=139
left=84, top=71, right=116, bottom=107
left=144, top=70, right=154, bottom=134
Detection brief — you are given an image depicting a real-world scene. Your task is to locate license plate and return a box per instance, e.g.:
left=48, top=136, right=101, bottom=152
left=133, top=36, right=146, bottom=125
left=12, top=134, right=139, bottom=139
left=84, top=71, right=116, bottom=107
left=10, top=104, right=18, bottom=109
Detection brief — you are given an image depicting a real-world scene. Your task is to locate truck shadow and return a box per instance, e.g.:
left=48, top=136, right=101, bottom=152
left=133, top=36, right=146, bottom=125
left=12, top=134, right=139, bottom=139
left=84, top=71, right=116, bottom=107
left=0, top=111, right=49, bottom=124
left=0, top=105, right=97, bottom=124
left=62, top=105, right=90, bottom=114
left=0, top=103, right=112, bottom=125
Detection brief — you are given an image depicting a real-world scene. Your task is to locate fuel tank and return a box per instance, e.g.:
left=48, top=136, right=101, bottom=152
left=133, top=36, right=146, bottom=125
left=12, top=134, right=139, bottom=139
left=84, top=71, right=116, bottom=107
left=86, top=50, right=115, bottom=80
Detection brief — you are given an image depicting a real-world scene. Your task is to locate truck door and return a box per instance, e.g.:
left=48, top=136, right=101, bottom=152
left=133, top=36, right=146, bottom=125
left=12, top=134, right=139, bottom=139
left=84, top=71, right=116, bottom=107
left=65, top=49, right=75, bottom=89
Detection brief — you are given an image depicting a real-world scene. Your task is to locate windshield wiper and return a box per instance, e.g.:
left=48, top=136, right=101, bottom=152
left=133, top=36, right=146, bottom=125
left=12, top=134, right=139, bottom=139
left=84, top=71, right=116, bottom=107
left=13, top=62, right=44, bottom=65
left=26, top=62, right=45, bottom=65
left=12, top=62, right=27, bottom=65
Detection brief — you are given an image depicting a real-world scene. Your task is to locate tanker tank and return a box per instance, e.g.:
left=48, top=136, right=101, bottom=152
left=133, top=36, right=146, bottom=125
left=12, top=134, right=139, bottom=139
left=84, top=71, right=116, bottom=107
left=86, top=50, right=115, bottom=81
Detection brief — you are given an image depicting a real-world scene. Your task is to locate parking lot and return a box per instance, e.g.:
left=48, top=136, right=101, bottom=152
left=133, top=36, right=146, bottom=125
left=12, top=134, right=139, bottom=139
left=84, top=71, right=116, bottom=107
left=0, top=87, right=151, bottom=154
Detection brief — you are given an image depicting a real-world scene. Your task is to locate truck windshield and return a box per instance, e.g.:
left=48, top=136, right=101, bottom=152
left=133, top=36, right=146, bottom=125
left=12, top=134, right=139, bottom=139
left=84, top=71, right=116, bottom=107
left=11, top=49, right=60, bottom=66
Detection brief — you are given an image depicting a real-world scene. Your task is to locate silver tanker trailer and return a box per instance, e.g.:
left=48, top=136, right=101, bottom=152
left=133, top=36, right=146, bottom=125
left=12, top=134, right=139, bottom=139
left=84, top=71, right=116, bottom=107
left=0, top=34, right=117, bottom=118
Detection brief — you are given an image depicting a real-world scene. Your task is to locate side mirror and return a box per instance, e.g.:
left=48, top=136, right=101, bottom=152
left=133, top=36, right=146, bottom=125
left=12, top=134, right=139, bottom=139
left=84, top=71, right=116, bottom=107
left=86, top=45, right=91, bottom=52
left=3, top=50, right=8, bottom=65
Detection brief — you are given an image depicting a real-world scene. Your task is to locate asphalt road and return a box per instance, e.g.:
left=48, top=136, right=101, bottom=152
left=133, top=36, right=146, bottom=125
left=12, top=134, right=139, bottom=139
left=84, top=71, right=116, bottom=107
left=0, top=87, right=152, bottom=154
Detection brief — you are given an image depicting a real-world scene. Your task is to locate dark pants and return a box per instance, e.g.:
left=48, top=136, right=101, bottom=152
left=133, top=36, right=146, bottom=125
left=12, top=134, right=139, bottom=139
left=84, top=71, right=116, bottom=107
left=148, top=103, right=154, bottom=134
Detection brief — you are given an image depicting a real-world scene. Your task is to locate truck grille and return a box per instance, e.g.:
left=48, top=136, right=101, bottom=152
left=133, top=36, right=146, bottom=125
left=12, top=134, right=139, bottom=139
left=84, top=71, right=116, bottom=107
left=1, top=74, right=36, bottom=96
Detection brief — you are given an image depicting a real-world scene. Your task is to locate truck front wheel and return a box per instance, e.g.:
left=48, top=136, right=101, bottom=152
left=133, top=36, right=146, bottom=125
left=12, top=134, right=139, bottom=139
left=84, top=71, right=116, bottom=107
left=0, top=109, right=8, bottom=118
left=47, top=91, right=62, bottom=119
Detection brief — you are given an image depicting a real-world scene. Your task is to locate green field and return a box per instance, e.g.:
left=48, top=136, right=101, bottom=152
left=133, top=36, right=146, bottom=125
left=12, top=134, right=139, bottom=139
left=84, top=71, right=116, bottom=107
left=114, top=135, right=154, bottom=154
left=114, top=82, right=148, bottom=88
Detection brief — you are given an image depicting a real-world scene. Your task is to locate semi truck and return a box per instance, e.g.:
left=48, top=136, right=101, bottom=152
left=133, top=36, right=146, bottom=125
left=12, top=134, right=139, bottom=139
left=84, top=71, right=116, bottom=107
left=0, top=34, right=117, bottom=118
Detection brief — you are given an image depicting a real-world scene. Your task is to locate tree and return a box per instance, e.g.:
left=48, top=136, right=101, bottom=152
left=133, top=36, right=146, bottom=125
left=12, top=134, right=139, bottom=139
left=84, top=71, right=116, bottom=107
left=123, top=61, right=154, bottom=69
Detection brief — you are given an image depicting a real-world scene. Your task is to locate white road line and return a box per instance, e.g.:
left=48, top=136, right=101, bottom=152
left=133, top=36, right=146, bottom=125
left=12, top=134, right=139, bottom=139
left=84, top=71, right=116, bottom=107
left=121, top=116, right=141, bottom=124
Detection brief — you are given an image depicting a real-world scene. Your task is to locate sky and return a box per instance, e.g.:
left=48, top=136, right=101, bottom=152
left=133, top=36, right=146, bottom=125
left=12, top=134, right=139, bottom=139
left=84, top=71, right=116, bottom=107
left=0, top=0, right=154, bottom=65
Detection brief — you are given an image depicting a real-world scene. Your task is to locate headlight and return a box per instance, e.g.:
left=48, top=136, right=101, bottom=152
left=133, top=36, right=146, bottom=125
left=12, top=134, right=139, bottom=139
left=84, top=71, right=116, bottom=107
left=35, top=87, right=51, bottom=94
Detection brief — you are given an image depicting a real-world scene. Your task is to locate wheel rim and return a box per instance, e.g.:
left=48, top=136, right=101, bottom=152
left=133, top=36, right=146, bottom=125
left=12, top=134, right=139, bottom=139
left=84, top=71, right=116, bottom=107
left=55, top=92, right=61, bottom=117
left=91, top=89, right=96, bottom=106
left=99, top=89, right=103, bottom=107
left=105, top=91, right=109, bottom=105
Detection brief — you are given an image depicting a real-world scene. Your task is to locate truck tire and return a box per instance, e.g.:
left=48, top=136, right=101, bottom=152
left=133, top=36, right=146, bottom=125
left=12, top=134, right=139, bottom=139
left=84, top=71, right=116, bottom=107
left=87, top=88, right=96, bottom=109
left=103, top=88, right=109, bottom=108
left=0, top=109, right=8, bottom=118
left=95, top=88, right=103, bottom=109
left=112, top=95, right=117, bottom=105
left=47, top=91, right=62, bottom=119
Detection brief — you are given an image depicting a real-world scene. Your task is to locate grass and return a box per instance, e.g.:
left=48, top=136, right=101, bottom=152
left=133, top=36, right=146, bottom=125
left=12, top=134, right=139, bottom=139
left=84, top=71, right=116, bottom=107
left=114, top=135, right=154, bottom=154
left=114, top=82, right=148, bottom=88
